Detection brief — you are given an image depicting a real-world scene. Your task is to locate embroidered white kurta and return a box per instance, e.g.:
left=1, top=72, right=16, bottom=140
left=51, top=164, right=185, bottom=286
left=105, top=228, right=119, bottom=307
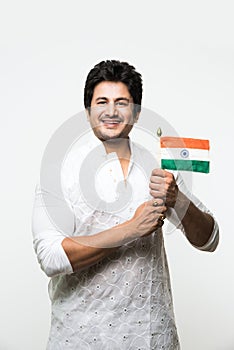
left=32, top=135, right=219, bottom=350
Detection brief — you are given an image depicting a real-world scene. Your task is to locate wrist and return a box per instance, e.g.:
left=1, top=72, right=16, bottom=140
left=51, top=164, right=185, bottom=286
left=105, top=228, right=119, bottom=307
left=173, top=191, right=191, bottom=221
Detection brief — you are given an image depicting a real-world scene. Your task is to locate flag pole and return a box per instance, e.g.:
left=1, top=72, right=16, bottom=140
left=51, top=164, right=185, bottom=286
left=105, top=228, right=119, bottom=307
left=157, top=127, right=162, bottom=169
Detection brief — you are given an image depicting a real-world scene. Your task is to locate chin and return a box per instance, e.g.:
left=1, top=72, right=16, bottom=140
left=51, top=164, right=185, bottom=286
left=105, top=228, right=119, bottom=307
left=92, top=124, right=132, bottom=142
left=94, top=130, right=121, bottom=141
left=98, top=134, right=120, bottom=142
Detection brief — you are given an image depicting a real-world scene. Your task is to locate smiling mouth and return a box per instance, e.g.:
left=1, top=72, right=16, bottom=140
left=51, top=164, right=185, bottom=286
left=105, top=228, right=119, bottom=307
left=100, top=118, right=122, bottom=127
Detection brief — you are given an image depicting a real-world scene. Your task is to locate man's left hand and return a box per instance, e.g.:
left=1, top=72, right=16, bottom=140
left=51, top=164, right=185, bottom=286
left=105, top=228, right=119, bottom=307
left=149, top=168, right=178, bottom=208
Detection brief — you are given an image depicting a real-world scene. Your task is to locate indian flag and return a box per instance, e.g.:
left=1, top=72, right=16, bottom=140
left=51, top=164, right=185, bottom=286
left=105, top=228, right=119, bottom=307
left=160, top=136, right=210, bottom=173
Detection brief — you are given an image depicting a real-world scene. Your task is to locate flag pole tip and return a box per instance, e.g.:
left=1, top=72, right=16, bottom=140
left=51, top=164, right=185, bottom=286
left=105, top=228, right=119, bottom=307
left=157, top=127, right=162, bottom=137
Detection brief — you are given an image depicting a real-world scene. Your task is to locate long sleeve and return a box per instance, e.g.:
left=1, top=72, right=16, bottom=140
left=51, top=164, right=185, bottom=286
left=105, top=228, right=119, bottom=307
left=31, top=137, right=100, bottom=278
left=31, top=184, right=74, bottom=277
left=166, top=172, right=219, bottom=252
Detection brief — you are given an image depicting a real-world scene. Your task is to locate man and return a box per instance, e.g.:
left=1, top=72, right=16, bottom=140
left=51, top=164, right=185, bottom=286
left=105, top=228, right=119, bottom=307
left=32, top=60, right=219, bottom=349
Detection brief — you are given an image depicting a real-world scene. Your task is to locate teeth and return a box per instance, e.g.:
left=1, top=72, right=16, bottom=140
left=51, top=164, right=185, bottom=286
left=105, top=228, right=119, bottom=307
left=102, top=120, right=119, bottom=124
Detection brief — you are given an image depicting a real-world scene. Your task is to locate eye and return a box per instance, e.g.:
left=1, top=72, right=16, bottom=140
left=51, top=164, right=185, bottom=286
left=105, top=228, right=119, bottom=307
left=97, top=101, right=106, bottom=105
left=116, top=101, right=129, bottom=107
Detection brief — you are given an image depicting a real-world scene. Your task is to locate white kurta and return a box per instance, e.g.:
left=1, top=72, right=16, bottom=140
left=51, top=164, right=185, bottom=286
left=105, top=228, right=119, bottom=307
left=32, top=135, right=219, bottom=350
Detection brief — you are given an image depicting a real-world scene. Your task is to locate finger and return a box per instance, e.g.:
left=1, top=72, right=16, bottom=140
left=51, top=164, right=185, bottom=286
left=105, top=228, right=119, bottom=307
left=149, top=182, right=166, bottom=192
left=151, top=198, right=164, bottom=207
left=151, top=168, right=166, bottom=178
left=157, top=218, right=164, bottom=227
left=150, top=189, right=166, bottom=200
left=158, top=213, right=166, bottom=220
left=156, top=212, right=167, bottom=229
left=150, top=199, right=167, bottom=214
left=150, top=174, right=166, bottom=185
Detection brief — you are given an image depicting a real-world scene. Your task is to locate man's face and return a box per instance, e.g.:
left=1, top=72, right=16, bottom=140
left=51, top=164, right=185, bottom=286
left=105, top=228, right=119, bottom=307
left=88, top=81, right=138, bottom=141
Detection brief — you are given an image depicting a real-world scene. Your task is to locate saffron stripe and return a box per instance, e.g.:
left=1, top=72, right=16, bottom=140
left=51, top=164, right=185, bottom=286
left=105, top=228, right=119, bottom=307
left=160, top=137, right=210, bottom=150
left=161, top=159, right=210, bottom=173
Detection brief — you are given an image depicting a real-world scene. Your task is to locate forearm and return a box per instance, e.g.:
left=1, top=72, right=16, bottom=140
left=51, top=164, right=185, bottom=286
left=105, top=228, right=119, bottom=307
left=33, top=196, right=165, bottom=276
left=62, top=238, right=116, bottom=272
left=61, top=219, right=139, bottom=272
left=174, top=191, right=215, bottom=248
left=61, top=199, right=166, bottom=272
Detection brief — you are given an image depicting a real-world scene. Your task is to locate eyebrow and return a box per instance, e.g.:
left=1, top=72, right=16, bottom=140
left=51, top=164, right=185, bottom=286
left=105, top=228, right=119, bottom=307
left=115, top=97, right=130, bottom=102
left=95, top=97, right=130, bottom=102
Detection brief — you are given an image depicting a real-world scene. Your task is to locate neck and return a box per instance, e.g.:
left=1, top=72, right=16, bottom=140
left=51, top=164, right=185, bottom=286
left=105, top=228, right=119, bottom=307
left=103, top=137, right=131, bottom=160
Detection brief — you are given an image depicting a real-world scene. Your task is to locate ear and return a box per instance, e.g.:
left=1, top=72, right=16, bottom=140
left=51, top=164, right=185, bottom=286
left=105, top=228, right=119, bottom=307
left=134, top=111, right=140, bottom=123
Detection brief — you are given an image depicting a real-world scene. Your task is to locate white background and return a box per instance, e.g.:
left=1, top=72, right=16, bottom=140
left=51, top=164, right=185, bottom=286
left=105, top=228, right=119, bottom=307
left=0, top=1, right=233, bottom=349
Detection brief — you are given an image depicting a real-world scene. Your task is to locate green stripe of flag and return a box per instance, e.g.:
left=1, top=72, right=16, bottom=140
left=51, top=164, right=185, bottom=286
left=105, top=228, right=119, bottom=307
left=161, top=159, right=210, bottom=173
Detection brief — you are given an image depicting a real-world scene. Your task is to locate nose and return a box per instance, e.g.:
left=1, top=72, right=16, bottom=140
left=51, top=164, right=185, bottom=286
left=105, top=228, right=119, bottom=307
left=104, top=102, right=118, bottom=116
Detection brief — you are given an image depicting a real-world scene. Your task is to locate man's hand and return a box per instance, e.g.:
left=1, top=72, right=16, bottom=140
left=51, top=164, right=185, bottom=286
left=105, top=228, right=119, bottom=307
left=149, top=169, right=178, bottom=208
left=129, top=199, right=167, bottom=238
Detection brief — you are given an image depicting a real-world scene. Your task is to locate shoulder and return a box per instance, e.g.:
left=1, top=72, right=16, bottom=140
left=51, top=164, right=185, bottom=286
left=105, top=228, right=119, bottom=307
left=62, top=132, right=100, bottom=171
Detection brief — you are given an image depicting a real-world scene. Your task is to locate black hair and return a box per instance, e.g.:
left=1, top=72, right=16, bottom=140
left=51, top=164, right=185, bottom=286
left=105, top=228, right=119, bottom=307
left=84, top=60, right=142, bottom=112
